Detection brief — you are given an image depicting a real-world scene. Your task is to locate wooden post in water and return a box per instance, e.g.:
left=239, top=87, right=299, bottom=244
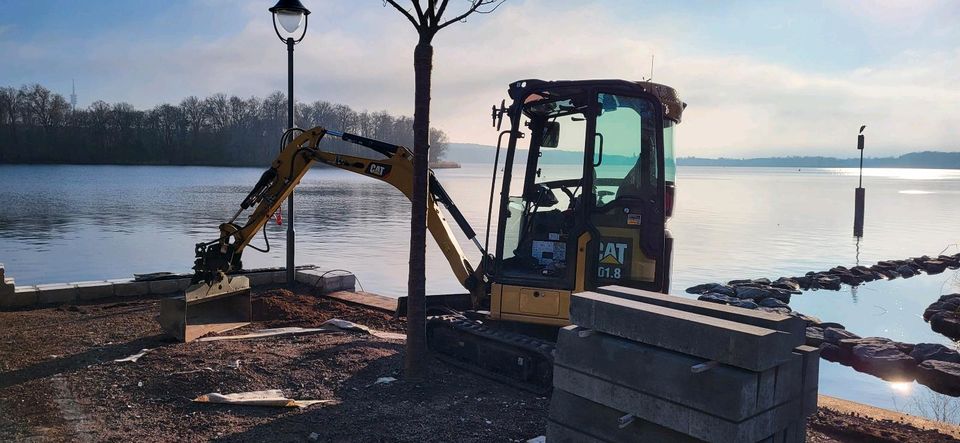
left=854, top=126, right=866, bottom=237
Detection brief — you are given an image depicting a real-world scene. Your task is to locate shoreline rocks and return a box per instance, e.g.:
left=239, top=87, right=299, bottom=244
left=923, top=294, right=960, bottom=341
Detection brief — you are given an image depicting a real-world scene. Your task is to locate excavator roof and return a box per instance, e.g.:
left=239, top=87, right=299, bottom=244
left=508, top=78, right=685, bottom=123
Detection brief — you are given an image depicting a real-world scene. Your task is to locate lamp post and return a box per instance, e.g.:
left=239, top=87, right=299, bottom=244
left=270, top=0, right=310, bottom=285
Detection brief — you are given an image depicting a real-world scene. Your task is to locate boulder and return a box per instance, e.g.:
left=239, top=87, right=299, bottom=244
left=938, top=294, right=960, bottom=303
left=829, top=266, right=849, bottom=274
left=921, top=260, right=947, bottom=275
left=823, top=327, right=860, bottom=344
left=792, top=275, right=813, bottom=289
left=751, top=278, right=772, bottom=286
left=727, top=279, right=753, bottom=286
left=698, top=292, right=739, bottom=305
left=819, top=322, right=846, bottom=330
left=790, top=312, right=822, bottom=326
left=923, top=302, right=946, bottom=321
left=916, top=360, right=960, bottom=396
left=896, top=265, right=917, bottom=278
left=758, top=307, right=791, bottom=315
left=686, top=283, right=730, bottom=295
left=930, top=312, right=960, bottom=340
left=820, top=343, right=842, bottom=363
left=805, top=327, right=825, bottom=347
left=771, top=278, right=800, bottom=292
left=816, top=276, right=841, bottom=290
left=731, top=300, right=759, bottom=310
left=837, top=273, right=864, bottom=286
left=758, top=297, right=791, bottom=311
left=850, top=341, right=917, bottom=381
left=910, top=343, right=960, bottom=364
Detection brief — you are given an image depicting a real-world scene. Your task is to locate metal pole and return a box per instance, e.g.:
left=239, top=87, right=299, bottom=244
left=286, top=37, right=296, bottom=284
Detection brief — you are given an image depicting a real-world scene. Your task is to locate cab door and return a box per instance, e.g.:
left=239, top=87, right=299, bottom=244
left=584, top=92, right=669, bottom=293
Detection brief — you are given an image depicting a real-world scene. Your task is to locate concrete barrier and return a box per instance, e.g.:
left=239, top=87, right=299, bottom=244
left=548, top=389, right=698, bottom=443
left=571, top=291, right=796, bottom=372
left=36, top=283, right=79, bottom=305
left=74, top=281, right=116, bottom=301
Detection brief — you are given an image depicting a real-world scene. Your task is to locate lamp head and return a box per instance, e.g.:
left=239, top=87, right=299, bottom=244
left=270, top=0, right=310, bottom=42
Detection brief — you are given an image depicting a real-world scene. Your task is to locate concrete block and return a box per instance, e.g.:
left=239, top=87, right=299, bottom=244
left=548, top=388, right=699, bottom=443
left=795, top=345, right=821, bottom=418
left=148, top=278, right=183, bottom=295
left=556, top=326, right=785, bottom=421
left=599, top=285, right=806, bottom=342
left=546, top=421, right=606, bottom=443
left=1, top=286, right=38, bottom=309
left=36, top=283, right=79, bottom=305
left=73, top=280, right=116, bottom=301
left=0, top=281, right=12, bottom=297
left=571, top=291, right=796, bottom=371
left=113, top=280, right=150, bottom=297
left=271, top=270, right=288, bottom=284
left=554, top=365, right=802, bottom=442
left=295, top=269, right=324, bottom=285
left=175, top=278, right=191, bottom=291
left=245, top=272, right=274, bottom=286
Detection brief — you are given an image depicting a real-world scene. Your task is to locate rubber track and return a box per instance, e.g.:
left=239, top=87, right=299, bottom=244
left=426, top=315, right=556, bottom=394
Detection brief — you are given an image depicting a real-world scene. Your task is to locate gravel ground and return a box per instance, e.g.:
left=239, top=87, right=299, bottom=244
left=0, top=285, right=956, bottom=442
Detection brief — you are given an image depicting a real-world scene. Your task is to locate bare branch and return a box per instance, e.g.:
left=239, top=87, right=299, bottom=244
left=434, top=0, right=450, bottom=24
left=411, top=0, right=426, bottom=22
left=426, top=0, right=439, bottom=27
left=436, top=0, right=504, bottom=30
left=384, top=0, right=422, bottom=29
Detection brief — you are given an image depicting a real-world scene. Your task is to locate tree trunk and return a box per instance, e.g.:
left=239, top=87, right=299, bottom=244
left=405, top=39, right=433, bottom=380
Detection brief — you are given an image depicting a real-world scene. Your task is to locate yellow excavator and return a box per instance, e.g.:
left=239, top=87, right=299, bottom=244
left=159, top=79, right=685, bottom=390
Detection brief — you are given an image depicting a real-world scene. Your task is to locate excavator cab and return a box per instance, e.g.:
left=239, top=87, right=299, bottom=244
left=486, top=79, right=684, bottom=326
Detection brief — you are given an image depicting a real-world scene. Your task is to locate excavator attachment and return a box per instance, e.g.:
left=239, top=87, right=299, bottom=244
left=159, top=274, right=252, bottom=342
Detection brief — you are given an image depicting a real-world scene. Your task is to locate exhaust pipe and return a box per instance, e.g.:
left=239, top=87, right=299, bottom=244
left=159, top=274, right=252, bottom=342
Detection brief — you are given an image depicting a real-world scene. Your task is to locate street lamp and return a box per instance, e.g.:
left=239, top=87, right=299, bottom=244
left=270, top=0, right=310, bottom=284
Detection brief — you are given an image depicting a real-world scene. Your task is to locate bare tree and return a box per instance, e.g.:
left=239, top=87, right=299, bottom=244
left=384, top=0, right=504, bottom=379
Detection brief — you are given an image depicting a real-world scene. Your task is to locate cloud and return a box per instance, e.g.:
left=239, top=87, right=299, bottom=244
left=1, top=0, right=957, bottom=157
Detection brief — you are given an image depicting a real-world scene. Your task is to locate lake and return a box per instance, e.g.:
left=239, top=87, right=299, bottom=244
left=1, top=163, right=959, bottom=420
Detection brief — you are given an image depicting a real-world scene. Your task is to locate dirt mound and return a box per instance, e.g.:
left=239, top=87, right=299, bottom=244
left=251, top=286, right=404, bottom=332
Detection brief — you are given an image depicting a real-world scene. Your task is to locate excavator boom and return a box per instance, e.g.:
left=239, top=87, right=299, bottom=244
left=160, top=127, right=486, bottom=341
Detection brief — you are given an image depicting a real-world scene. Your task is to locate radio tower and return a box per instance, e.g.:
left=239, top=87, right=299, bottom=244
left=70, top=79, right=77, bottom=111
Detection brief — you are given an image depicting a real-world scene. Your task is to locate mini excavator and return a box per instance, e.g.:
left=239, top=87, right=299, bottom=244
left=159, top=79, right=685, bottom=390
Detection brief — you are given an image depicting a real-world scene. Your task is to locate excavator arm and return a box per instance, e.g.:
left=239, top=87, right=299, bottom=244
left=191, top=126, right=485, bottom=300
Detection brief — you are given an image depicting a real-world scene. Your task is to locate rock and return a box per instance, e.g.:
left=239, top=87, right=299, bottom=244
left=837, top=273, right=864, bottom=286
left=930, top=312, right=960, bottom=340
left=850, top=341, right=917, bottom=381
left=916, top=360, right=960, bottom=396
left=789, top=312, right=822, bottom=326
left=792, top=275, right=813, bottom=289
left=758, top=297, right=791, bottom=311
left=816, top=276, right=841, bottom=290
left=686, top=283, right=729, bottom=295
left=921, top=260, right=947, bottom=275
left=910, top=343, right=960, bottom=364
left=727, top=279, right=753, bottom=286
left=937, top=294, right=960, bottom=303
left=823, top=327, right=860, bottom=344
left=698, top=293, right=739, bottom=305
left=896, top=265, right=917, bottom=278
left=820, top=343, right=842, bottom=363
left=731, top=300, right=759, bottom=310
left=939, top=255, right=960, bottom=268
left=750, top=278, right=771, bottom=286
left=829, top=266, right=849, bottom=274
left=818, top=322, right=845, bottom=330
left=923, top=303, right=945, bottom=321
left=771, top=278, right=800, bottom=292
left=805, top=327, right=825, bottom=347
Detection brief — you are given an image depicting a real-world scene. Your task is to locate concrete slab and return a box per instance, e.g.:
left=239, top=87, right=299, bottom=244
left=571, top=291, right=795, bottom=371
left=554, top=365, right=802, bottom=442
left=598, top=285, right=806, bottom=343
left=795, top=345, right=821, bottom=418
left=245, top=272, right=274, bottom=287
left=1, top=286, right=38, bottom=309
left=271, top=271, right=287, bottom=284
left=556, top=326, right=782, bottom=421
left=548, top=388, right=699, bottom=443
left=546, top=421, right=606, bottom=443
left=148, top=279, right=184, bottom=295
left=113, top=280, right=150, bottom=297
left=36, top=283, right=79, bottom=305
left=73, top=280, right=116, bottom=301
left=325, top=291, right=397, bottom=313
left=295, top=269, right=324, bottom=286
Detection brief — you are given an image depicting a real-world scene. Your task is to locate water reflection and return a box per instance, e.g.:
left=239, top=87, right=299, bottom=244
left=2, top=164, right=960, bottom=419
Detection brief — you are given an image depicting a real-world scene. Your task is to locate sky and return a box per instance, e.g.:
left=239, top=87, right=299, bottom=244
left=1, top=0, right=958, bottom=158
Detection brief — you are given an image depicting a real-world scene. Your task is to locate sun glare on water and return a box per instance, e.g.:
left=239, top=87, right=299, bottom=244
left=889, top=382, right=913, bottom=394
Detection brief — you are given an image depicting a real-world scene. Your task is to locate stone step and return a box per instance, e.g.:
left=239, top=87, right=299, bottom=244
left=571, top=291, right=796, bottom=371
left=598, top=285, right=806, bottom=342
left=554, top=365, right=802, bottom=442
left=548, top=388, right=699, bottom=443
left=556, top=326, right=802, bottom=422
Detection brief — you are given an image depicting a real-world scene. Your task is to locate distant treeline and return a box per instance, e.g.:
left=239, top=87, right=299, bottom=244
left=677, top=151, right=960, bottom=169
left=0, top=84, right=448, bottom=167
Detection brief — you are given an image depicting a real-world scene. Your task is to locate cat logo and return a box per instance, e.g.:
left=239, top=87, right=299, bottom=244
left=367, top=162, right=391, bottom=177
left=598, top=242, right=628, bottom=265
